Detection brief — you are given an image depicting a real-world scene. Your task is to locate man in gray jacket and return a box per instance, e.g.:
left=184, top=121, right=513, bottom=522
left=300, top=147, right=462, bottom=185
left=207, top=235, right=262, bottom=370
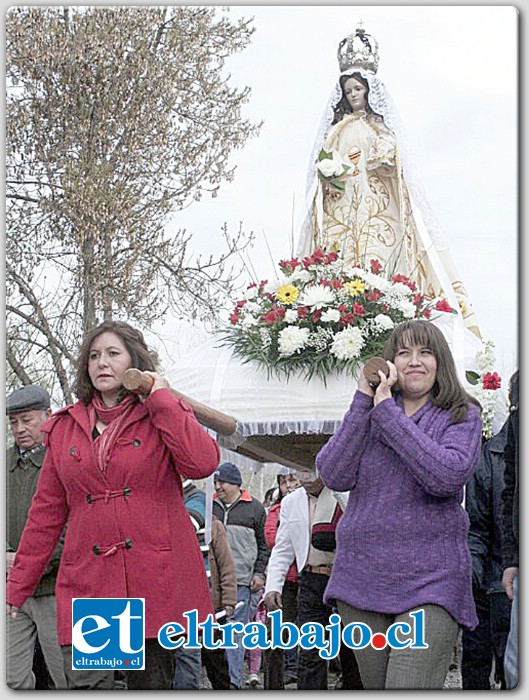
left=6, top=385, right=67, bottom=689
left=213, top=462, right=270, bottom=689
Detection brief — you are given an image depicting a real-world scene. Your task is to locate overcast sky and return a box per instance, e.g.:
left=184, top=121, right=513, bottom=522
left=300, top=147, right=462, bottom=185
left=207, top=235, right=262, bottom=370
left=156, top=4, right=518, bottom=379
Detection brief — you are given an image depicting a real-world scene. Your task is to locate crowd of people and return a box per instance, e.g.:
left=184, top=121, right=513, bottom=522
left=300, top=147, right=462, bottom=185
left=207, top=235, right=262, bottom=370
left=5, top=318, right=518, bottom=690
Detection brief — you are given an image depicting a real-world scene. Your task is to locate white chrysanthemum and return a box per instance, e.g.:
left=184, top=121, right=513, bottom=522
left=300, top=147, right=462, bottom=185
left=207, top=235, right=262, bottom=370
left=363, top=271, right=391, bottom=292
left=321, top=308, right=341, bottom=323
left=298, top=284, right=335, bottom=309
left=396, top=299, right=416, bottom=318
left=241, top=315, right=259, bottom=328
left=284, top=309, right=298, bottom=324
left=391, top=281, right=413, bottom=297
left=373, top=314, right=394, bottom=331
left=263, top=274, right=291, bottom=295
left=243, top=286, right=259, bottom=301
left=245, top=301, right=261, bottom=314
left=341, top=265, right=365, bottom=283
left=290, top=268, right=311, bottom=284
left=278, top=326, right=310, bottom=357
left=330, top=326, right=365, bottom=360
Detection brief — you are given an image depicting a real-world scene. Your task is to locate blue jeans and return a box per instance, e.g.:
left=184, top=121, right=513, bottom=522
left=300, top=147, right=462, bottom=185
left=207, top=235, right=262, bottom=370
left=504, top=576, right=518, bottom=689
left=285, top=646, right=298, bottom=679
left=173, top=644, right=201, bottom=689
left=225, top=584, right=251, bottom=688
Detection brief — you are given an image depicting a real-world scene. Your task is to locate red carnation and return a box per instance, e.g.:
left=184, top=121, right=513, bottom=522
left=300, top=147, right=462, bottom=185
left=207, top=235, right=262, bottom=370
left=391, top=274, right=416, bottom=291
left=483, top=372, right=502, bottom=390
left=325, top=251, right=339, bottom=264
left=311, top=309, right=322, bottom=323
left=311, top=248, right=326, bottom=264
left=262, top=309, right=281, bottom=324
left=365, top=290, right=382, bottom=302
left=340, top=313, right=357, bottom=326
left=422, top=309, right=432, bottom=319
left=435, top=299, right=453, bottom=313
left=279, top=257, right=300, bottom=273
left=236, top=299, right=247, bottom=309
left=297, top=306, right=309, bottom=318
left=229, top=310, right=240, bottom=324
left=370, top=259, right=383, bottom=273
left=353, top=302, right=365, bottom=317
left=330, top=279, right=343, bottom=290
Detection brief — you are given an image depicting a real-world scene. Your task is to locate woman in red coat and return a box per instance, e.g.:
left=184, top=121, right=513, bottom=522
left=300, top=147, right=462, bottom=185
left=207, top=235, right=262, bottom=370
left=6, top=321, right=220, bottom=689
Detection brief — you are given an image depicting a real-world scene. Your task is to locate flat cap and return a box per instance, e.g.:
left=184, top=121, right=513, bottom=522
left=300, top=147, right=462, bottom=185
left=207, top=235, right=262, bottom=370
left=6, top=385, right=51, bottom=414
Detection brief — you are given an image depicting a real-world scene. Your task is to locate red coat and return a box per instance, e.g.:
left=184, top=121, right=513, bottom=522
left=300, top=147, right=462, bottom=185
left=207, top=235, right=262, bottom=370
left=6, top=389, right=220, bottom=644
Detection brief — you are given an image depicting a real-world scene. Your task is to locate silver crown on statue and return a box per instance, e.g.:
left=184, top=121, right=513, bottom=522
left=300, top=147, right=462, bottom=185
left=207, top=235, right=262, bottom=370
left=337, top=25, right=379, bottom=74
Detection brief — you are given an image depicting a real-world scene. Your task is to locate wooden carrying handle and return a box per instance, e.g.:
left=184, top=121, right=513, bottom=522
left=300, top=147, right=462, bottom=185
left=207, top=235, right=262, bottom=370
left=122, top=368, right=237, bottom=437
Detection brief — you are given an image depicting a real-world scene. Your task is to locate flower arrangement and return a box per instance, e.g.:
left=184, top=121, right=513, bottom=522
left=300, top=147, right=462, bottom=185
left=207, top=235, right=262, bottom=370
left=466, top=340, right=504, bottom=440
left=220, top=248, right=455, bottom=383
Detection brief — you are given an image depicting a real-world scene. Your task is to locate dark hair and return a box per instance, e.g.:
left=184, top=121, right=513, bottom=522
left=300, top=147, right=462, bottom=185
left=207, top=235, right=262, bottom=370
left=332, top=72, right=379, bottom=125
left=383, top=320, right=480, bottom=423
left=264, top=487, right=276, bottom=506
left=75, top=320, right=159, bottom=404
left=509, top=370, right=519, bottom=407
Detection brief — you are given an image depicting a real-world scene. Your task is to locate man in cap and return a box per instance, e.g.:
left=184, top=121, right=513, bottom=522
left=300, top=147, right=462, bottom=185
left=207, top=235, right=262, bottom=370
left=6, top=385, right=67, bottom=689
left=213, top=462, right=270, bottom=689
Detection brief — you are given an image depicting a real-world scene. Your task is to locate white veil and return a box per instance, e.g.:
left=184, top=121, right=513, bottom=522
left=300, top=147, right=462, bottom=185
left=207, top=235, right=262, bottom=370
left=297, top=65, right=469, bottom=329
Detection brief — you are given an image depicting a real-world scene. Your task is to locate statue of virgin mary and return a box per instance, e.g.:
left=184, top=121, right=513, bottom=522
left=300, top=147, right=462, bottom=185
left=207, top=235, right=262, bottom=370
left=298, top=26, right=481, bottom=338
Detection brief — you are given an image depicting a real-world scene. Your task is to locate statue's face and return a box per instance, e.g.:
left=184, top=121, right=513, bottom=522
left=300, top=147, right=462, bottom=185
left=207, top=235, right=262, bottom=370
left=344, top=77, right=367, bottom=112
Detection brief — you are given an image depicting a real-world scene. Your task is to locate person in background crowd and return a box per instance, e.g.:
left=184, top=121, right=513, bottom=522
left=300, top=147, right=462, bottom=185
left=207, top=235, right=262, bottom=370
left=213, top=462, right=270, bottom=689
left=501, top=370, right=519, bottom=689
left=173, top=479, right=236, bottom=690
left=264, top=469, right=362, bottom=690
left=263, top=472, right=302, bottom=688
left=6, top=320, right=220, bottom=690
left=6, top=385, right=68, bottom=690
left=245, top=587, right=267, bottom=687
left=316, top=320, right=482, bottom=689
left=462, top=419, right=512, bottom=688
left=263, top=487, right=277, bottom=512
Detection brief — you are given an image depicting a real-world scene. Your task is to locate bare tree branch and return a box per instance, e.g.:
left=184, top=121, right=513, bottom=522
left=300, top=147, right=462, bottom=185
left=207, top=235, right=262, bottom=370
left=6, top=6, right=260, bottom=404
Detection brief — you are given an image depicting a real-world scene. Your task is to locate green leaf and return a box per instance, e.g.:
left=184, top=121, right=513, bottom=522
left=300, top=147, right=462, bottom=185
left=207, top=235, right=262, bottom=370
left=318, top=148, right=333, bottom=161
left=465, top=370, right=480, bottom=385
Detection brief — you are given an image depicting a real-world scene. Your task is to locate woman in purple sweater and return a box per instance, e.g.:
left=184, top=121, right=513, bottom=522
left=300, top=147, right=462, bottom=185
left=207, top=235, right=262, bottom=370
left=316, top=320, right=482, bottom=689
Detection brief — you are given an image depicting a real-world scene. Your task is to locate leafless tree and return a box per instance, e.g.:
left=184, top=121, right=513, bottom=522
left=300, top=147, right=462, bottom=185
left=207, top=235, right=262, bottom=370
left=6, top=5, right=260, bottom=402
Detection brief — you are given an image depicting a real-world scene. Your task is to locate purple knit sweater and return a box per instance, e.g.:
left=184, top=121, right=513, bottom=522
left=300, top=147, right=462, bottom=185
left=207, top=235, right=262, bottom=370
left=316, top=390, right=482, bottom=630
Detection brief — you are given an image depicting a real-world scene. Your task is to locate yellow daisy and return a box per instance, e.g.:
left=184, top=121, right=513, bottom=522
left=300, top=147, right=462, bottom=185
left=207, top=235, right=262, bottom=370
left=343, top=279, right=366, bottom=297
left=276, top=284, right=300, bottom=305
